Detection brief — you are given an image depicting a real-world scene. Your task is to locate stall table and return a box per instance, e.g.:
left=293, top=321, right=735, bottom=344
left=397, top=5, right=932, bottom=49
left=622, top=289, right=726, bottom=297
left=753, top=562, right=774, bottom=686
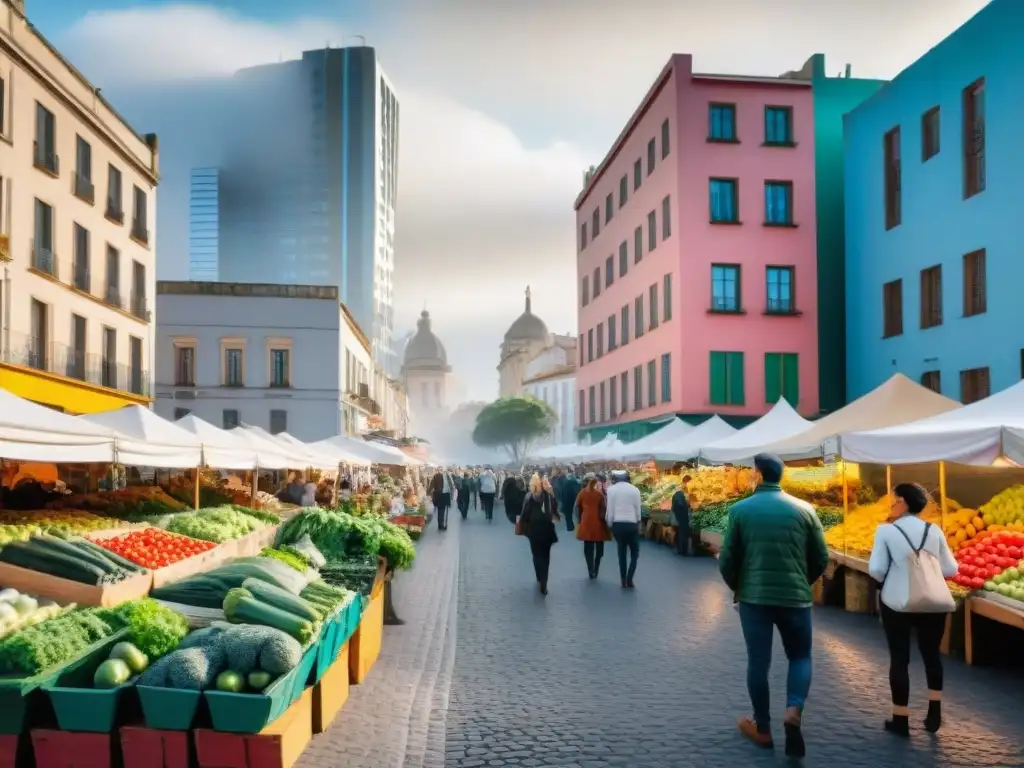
left=964, top=594, right=1024, bottom=666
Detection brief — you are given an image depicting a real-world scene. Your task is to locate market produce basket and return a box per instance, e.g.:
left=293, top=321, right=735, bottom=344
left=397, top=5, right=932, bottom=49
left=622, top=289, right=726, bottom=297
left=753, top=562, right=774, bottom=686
left=136, top=685, right=203, bottom=731
left=310, top=595, right=359, bottom=684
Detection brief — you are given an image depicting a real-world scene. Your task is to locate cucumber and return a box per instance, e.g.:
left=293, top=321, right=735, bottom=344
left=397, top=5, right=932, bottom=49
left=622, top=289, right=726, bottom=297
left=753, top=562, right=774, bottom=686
left=72, top=539, right=144, bottom=573
left=223, top=590, right=314, bottom=644
left=242, top=578, right=320, bottom=622
left=32, top=535, right=117, bottom=574
left=0, top=541, right=106, bottom=584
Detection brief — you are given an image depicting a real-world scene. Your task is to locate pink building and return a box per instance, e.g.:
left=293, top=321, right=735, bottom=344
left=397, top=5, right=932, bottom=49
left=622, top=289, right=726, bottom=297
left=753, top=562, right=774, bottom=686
left=575, top=54, right=819, bottom=439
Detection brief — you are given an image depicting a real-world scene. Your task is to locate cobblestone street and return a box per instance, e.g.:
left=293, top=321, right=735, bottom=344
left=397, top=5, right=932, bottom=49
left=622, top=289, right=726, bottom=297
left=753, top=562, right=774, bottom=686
left=306, top=503, right=1024, bottom=767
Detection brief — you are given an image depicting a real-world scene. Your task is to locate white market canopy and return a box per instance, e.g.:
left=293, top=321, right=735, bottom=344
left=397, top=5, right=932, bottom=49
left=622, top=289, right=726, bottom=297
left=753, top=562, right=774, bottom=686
left=760, top=373, right=961, bottom=459
left=606, top=418, right=694, bottom=462
left=174, top=414, right=261, bottom=470
left=0, top=389, right=118, bottom=463
left=570, top=433, right=626, bottom=462
left=700, top=399, right=813, bottom=464
left=365, top=439, right=423, bottom=466
left=226, top=426, right=302, bottom=470
left=274, top=431, right=369, bottom=468
left=313, top=434, right=414, bottom=466
left=238, top=425, right=339, bottom=469
left=840, top=378, right=1024, bottom=466
left=80, top=405, right=203, bottom=469
left=622, top=415, right=736, bottom=462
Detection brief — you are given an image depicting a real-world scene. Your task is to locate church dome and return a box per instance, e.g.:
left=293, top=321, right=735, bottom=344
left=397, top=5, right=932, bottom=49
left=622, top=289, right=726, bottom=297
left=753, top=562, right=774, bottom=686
left=402, top=310, right=449, bottom=371
left=504, top=287, right=549, bottom=342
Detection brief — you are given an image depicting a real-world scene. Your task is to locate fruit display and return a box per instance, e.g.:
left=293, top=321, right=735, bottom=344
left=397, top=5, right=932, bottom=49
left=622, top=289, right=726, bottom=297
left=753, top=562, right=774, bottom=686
left=46, top=486, right=186, bottom=517
left=952, top=529, right=1024, bottom=591
left=782, top=462, right=875, bottom=508
left=0, top=508, right=128, bottom=546
left=92, top=529, right=216, bottom=570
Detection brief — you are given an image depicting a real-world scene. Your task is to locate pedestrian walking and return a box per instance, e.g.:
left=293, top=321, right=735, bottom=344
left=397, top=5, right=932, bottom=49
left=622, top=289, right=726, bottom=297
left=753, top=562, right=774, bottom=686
left=671, top=475, right=693, bottom=555
left=575, top=475, right=610, bottom=579
left=501, top=472, right=524, bottom=525
left=718, top=453, right=829, bottom=758
left=478, top=466, right=497, bottom=521
left=867, top=482, right=957, bottom=738
left=428, top=469, right=455, bottom=531
left=559, top=468, right=582, bottom=532
left=470, top=471, right=479, bottom=511
left=518, top=473, right=559, bottom=595
left=605, top=470, right=642, bottom=589
left=457, top=470, right=472, bottom=520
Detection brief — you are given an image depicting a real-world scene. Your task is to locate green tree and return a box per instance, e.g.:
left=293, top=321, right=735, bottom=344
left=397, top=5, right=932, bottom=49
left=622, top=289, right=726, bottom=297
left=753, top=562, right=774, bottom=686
left=472, top=395, right=556, bottom=463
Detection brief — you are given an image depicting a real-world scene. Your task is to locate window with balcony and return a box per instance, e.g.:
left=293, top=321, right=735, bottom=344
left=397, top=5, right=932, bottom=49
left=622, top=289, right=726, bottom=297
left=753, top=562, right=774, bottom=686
left=661, top=353, right=671, bottom=403
left=618, top=174, right=627, bottom=208
left=708, top=103, right=737, bottom=141
left=0, top=77, right=6, bottom=136
left=129, top=336, right=144, bottom=395
left=920, top=265, right=943, bottom=329
left=102, top=327, right=117, bottom=389
left=224, top=347, right=244, bottom=386
left=710, top=351, right=745, bottom=405
left=33, top=199, right=55, bottom=276
left=34, top=103, right=58, bottom=175
left=963, top=78, right=985, bottom=199
left=30, top=298, right=48, bottom=372
left=223, top=409, right=240, bottom=429
left=604, top=192, right=613, bottom=224
left=960, top=367, right=990, bottom=404
left=175, top=345, right=195, bottom=386
left=883, top=279, right=903, bottom=338
left=963, top=248, right=986, bottom=317
left=106, top=246, right=121, bottom=307
left=633, top=226, right=642, bottom=264
left=131, top=186, right=149, bottom=244
left=766, top=266, right=794, bottom=313
left=661, top=195, right=671, bottom=239
left=605, top=255, right=614, bottom=287
left=884, top=127, right=901, bottom=230
left=618, top=241, right=627, bottom=277
left=764, top=106, right=794, bottom=145
left=711, top=264, right=741, bottom=312
left=663, top=273, right=673, bottom=322
left=620, top=371, right=629, bottom=414
left=647, top=210, right=656, bottom=251
left=633, top=158, right=642, bottom=191
left=69, top=314, right=86, bottom=380
left=73, top=136, right=94, bottom=204
left=647, top=138, right=656, bottom=176
left=633, top=365, right=643, bottom=411
left=922, top=106, right=940, bottom=161
left=921, top=370, right=941, bottom=394
left=107, top=165, right=124, bottom=223
left=129, top=261, right=147, bottom=319
left=621, top=304, right=629, bottom=345
left=649, top=283, right=659, bottom=330
left=634, top=295, right=645, bottom=338
left=270, top=410, right=288, bottom=435
left=270, top=348, right=290, bottom=387
left=765, top=352, right=799, bottom=405
left=764, top=181, right=794, bottom=225
left=710, top=178, right=738, bottom=223
left=71, top=224, right=90, bottom=292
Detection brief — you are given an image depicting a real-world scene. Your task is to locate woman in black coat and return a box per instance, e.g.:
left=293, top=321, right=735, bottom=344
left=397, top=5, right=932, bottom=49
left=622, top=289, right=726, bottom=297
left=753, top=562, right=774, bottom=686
left=502, top=473, right=524, bottom=525
left=519, top=473, right=560, bottom=595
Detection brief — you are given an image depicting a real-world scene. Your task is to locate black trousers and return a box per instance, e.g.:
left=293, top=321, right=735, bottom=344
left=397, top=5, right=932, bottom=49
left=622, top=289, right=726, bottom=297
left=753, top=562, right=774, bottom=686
left=880, top=603, right=946, bottom=706
left=480, top=492, right=495, bottom=519
left=612, top=522, right=640, bottom=582
left=583, top=541, right=604, bottom=574
left=529, top=539, right=552, bottom=584
left=436, top=493, right=451, bottom=530
left=674, top=514, right=691, bottom=555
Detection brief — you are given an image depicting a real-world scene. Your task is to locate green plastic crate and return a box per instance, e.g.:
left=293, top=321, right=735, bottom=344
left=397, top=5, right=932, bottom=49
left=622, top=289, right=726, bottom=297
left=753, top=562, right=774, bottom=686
left=310, top=612, right=340, bottom=685
left=203, top=643, right=317, bottom=733
left=137, top=685, right=202, bottom=731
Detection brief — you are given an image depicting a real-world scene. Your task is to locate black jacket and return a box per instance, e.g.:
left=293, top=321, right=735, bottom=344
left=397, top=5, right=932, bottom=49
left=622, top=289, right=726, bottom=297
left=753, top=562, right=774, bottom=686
left=521, top=492, right=558, bottom=546
left=672, top=490, right=691, bottom=526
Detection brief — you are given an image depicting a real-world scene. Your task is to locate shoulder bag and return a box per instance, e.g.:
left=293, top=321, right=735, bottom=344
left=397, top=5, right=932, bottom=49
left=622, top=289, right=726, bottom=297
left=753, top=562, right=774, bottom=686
left=883, top=522, right=955, bottom=613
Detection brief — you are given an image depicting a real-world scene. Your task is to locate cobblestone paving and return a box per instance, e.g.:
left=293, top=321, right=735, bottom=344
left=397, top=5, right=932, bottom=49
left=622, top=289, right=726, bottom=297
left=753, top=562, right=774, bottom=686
left=445, top=504, right=1024, bottom=768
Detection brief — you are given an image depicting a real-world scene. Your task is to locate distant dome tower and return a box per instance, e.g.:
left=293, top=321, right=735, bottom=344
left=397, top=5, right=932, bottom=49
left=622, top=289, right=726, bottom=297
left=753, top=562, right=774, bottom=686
left=401, top=310, right=452, bottom=416
left=498, top=286, right=550, bottom=397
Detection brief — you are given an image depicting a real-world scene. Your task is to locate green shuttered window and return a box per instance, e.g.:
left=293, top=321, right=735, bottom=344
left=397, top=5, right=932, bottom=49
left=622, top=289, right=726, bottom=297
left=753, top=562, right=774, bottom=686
left=710, top=351, right=745, bottom=405
left=764, top=352, right=799, bottom=405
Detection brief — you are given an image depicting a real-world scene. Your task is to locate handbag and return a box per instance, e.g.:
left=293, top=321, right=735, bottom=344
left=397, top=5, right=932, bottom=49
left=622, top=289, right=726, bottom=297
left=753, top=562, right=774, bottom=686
left=882, top=522, right=955, bottom=613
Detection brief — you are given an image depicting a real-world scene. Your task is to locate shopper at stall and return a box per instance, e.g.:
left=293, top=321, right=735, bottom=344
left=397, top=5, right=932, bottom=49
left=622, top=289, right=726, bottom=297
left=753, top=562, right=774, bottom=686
left=672, top=475, right=693, bottom=556
left=575, top=475, right=610, bottom=579
left=501, top=471, right=524, bottom=525
left=478, top=466, right=498, bottom=521
left=560, top=468, right=582, bottom=533
left=867, top=482, right=958, bottom=738
left=605, top=470, right=643, bottom=589
left=518, top=473, right=560, bottom=595
left=718, top=453, right=829, bottom=759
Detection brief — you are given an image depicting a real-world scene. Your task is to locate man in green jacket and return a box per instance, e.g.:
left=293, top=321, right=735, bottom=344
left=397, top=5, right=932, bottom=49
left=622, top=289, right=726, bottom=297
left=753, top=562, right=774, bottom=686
left=718, top=453, right=829, bottom=759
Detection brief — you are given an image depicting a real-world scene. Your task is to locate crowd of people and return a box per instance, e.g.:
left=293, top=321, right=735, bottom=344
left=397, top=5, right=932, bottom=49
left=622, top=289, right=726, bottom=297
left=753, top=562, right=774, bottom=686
left=429, top=455, right=958, bottom=759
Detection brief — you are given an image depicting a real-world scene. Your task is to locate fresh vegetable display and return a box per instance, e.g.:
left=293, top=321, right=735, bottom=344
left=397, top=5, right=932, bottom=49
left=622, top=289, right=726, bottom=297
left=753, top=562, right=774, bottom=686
left=150, top=557, right=309, bottom=608
left=320, top=556, right=379, bottom=595
left=0, top=607, right=124, bottom=676
left=299, top=581, right=353, bottom=618
left=223, top=586, right=316, bottom=643
left=165, top=506, right=267, bottom=544
left=276, top=508, right=415, bottom=570
left=109, top=598, right=190, bottom=660
left=0, top=587, right=66, bottom=640
left=45, top=486, right=187, bottom=517
left=231, top=505, right=280, bottom=526
left=92, top=529, right=216, bottom=569
left=0, top=534, right=138, bottom=585
left=259, top=547, right=309, bottom=572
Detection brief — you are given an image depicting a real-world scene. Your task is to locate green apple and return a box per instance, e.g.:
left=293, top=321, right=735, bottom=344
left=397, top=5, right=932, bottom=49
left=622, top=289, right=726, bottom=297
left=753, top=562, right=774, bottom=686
left=995, top=572, right=1009, bottom=585
left=984, top=580, right=997, bottom=591
left=1007, top=567, right=1021, bottom=582
left=1012, top=588, right=1024, bottom=602
left=997, top=583, right=1013, bottom=597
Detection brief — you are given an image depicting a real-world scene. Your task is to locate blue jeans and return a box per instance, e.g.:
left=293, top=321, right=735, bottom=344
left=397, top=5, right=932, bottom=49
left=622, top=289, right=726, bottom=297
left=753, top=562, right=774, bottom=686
left=738, top=603, right=813, bottom=734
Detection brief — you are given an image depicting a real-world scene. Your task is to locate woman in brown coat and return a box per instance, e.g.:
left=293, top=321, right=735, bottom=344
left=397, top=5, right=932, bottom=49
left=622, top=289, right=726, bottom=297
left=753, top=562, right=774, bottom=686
left=575, top=476, right=611, bottom=579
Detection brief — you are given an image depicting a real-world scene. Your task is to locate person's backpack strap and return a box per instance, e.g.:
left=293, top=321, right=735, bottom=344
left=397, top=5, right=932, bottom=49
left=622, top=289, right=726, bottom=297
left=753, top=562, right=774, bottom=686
left=883, top=521, right=931, bottom=583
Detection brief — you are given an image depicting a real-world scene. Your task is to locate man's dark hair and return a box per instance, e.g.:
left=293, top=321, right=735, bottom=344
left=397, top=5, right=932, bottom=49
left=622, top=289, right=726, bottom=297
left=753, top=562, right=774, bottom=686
left=753, top=453, right=784, bottom=484
left=894, top=482, right=930, bottom=515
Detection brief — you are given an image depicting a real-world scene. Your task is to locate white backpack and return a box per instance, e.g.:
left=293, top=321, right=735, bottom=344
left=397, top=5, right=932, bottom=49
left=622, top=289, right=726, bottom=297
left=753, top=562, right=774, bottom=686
left=883, top=522, right=955, bottom=613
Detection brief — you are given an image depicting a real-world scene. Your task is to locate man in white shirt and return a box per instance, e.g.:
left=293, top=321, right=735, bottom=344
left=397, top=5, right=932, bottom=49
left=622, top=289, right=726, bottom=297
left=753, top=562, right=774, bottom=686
left=478, top=467, right=498, bottom=521
left=605, top=470, right=643, bottom=588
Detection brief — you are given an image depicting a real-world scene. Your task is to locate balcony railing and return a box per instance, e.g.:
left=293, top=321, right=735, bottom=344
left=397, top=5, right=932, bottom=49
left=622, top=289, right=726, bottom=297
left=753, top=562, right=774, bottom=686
left=73, top=173, right=95, bottom=205
left=73, top=264, right=90, bottom=293
left=32, top=246, right=58, bottom=278
left=105, top=285, right=122, bottom=309
left=3, top=331, right=150, bottom=397
left=130, top=294, right=150, bottom=321
left=33, top=142, right=59, bottom=175
left=106, top=200, right=124, bottom=224
left=130, top=221, right=149, bottom=245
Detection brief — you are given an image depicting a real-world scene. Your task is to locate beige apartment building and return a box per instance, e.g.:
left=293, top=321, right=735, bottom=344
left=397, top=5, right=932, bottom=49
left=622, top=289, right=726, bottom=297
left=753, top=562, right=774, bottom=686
left=0, top=0, right=158, bottom=413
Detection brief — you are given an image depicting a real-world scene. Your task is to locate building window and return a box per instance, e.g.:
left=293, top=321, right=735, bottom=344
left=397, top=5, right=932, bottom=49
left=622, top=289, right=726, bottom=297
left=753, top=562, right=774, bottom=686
left=131, top=186, right=149, bottom=244
left=223, top=409, right=240, bottom=429
left=634, top=226, right=643, bottom=264
left=708, top=103, right=737, bottom=141
left=175, top=345, right=195, bottom=386
left=618, top=241, right=628, bottom=277
left=0, top=77, right=5, bottom=135
left=173, top=408, right=191, bottom=420
left=269, top=409, right=287, bottom=435
left=883, top=279, right=903, bottom=338
left=588, top=385, right=596, bottom=423
left=592, top=267, right=601, bottom=299
left=74, top=136, right=94, bottom=204
left=605, top=193, right=613, bottom=224
left=578, top=337, right=584, bottom=368
left=129, top=336, right=144, bottom=395
left=578, top=390, right=585, bottom=425
left=587, top=328, right=594, bottom=362
left=647, top=210, right=657, bottom=251
left=224, top=347, right=244, bottom=386
left=270, top=348, right=290, bottom=387
left=605, top=255, right=614, bottom=287
left=661, top=353, right=671, bottom=403
left=34, top=102, right=57, bottom=174
left=102, top=327, right=117, bottom=388
left=963, top=78, right=985, bottom=199
left=710, top=178, right=739, bottom=223
left=596, top=322, right=604, bottom=358
left=649, top=283, right=659, bottom=330
left=764, top=181, right=793, bottom=225
left=921, top=371, right=941, bottom=393
left=581, top=275, right=589, bottom=306
left=610, top=375, right=618, bottom=417
left=619, top=175, right=628, bottom=208
left=599, top=381, right=606, bottom=422
left=107, top=165, right=123, bottom=223
left=621, top=305, right=630, bottom=345
left=634, top=295, right=645, bottom=338
left=32, top=199, right=54, bottom=275
left=580, top=222, right=588, bottom=250
left=73, top=223, right=90, bottom=292
left=661, top=195, right=671, bottom=239
left=591, top=208, right=600, bottom=238
left=922, top=106, right=940, bottom=161
left=30, top=298, right=48, bottom=371
left=764, top=106, right=793, bottom=145
left=69, top=314, right=86, bottom=380
left=766, top=266, right=794, bottom=313
left=660, top=119, right=670, bottom=158
left=960, top=367, right=990, bottom=404
left=710, top=351, right=745, bottom=406
left=963, top=248, right=986, bottom=316
left=663, top=274, right=672, bottom=322
left=884, top=127, right=901, bottom=230
left=633, top=158, right=642, bottom=191
left=105, top=246, right=121, bottom=307
left=608, top=314, right=617, bottom=350
left=646, top=138, right=656, bottom=176
left=711, top=264, right=741, bottom=312
left=920, top=265, right=942, bottom=329
left=633, top=365, right=643, bottom=411
left=765, top=352, right=799, bottom=405
left=647, top=360, right=656, bottom=406
left=620, top=371, right=629, bottom=414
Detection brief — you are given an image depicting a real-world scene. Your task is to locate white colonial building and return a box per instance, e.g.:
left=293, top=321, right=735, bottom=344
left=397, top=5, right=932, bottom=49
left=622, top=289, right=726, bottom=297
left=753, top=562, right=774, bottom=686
left=522, top=341, right=576, bottom=449
left=155, top=281, right=407, bottom=441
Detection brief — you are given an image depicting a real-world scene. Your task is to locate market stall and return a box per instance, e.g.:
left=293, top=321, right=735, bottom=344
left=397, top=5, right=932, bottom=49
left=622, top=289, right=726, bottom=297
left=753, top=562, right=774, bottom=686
left=621, top=415, right=735, bottom=463
left=699, top=398, right=811, bottom=464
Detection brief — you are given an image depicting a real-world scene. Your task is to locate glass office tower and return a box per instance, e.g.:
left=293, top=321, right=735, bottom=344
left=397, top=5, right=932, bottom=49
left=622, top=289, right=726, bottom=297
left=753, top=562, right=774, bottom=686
left=188, top=168, right=220, bottom=281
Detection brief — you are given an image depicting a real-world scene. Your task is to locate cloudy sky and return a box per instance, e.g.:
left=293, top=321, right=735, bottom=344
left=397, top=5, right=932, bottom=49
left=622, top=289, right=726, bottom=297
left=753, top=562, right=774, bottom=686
left=36, top=0, right=989, bottom=401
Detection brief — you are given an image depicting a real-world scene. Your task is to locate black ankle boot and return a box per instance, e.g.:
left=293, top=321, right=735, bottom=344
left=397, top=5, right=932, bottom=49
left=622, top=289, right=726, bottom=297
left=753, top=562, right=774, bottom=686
left=884, top=715, right=910, bottom=737
left=924, top=701, right=941, bottom=733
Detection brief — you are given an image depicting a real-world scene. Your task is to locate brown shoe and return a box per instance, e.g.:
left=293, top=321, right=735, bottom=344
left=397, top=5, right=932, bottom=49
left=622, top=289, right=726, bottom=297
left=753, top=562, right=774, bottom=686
left=737, top=717, right=774, bottom=749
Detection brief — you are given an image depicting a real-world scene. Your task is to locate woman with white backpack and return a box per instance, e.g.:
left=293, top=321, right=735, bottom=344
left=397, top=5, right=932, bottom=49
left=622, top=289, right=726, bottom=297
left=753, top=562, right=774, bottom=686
left=868, top=483, right=958, bottom=738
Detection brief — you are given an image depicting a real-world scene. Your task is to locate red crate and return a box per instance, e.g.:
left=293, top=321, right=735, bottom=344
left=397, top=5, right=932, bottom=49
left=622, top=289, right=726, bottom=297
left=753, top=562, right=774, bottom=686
left=31, top=730, right=114, bottom=768
left=120, top=726, right=191, bottom=768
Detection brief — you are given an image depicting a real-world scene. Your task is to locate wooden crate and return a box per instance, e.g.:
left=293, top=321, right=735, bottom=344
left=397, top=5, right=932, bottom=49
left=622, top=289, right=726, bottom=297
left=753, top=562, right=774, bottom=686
left=0, top=561, right=151, bottom=608
left=120, top=726, right=191, bottom=768
left=312, top=642, right=350, bottom=734
left=843, top=568, right=872, bottom=614
left=194, top=687, right=312, bottom=768
left=349, top=591, right=384, bottom=685
left=31, top=730, right=116, bottom=768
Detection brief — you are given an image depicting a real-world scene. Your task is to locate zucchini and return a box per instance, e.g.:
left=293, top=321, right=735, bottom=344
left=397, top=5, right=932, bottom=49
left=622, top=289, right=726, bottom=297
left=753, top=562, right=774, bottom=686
left=0, top=541, right=106, bottom=584
left=241, top=578, right=320, bottom=622
left=72, top=539, right=144, bottom=573
left=32, top=535, right=117, bottom=574
left=222, top=589, right=314, bottom=643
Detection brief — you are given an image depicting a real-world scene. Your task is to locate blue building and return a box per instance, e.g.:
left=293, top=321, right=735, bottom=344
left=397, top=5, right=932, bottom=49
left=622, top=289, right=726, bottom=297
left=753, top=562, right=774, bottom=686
left=188, top=168, right=219, bottom=281
left=844, top=0, right=1019, bottom=405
